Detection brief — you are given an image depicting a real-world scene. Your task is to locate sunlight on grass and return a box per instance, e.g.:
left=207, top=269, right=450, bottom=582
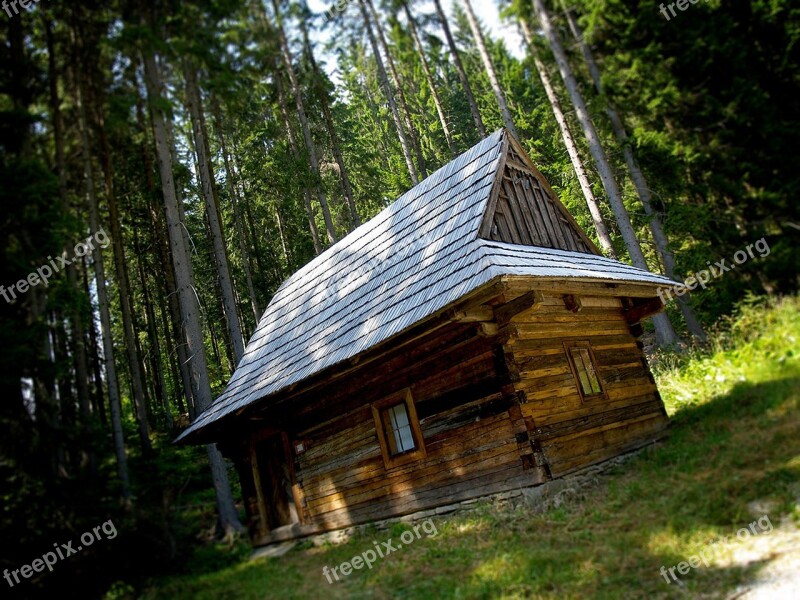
left=455, top=521, right=484, bottom=535
left=470, top=553, right=519, bottom=584
left=653, top=295, right=800, bottom=416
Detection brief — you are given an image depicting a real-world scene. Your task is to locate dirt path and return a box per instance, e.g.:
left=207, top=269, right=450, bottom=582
left=726, top=511, right=800, bottom=599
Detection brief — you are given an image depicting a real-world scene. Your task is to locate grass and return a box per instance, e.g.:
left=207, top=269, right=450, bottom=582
left=141, top=295, right=800, bottom=600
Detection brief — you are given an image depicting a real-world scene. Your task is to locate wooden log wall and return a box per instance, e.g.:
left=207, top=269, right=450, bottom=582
left=272, top=321, right=547, bottom=533
left=509, top=292, right=669, bottom=477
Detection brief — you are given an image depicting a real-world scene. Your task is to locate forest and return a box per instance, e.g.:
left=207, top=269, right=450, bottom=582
left=1, top=0, right=798, bottom=597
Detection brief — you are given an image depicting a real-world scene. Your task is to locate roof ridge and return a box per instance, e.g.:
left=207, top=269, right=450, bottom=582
left=241, top=157, right=502, bottom=358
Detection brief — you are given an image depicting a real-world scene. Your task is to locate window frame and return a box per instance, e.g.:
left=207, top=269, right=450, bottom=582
left=372, top=388, right=426, bottom=469
left=563, top=340, right=607, bottom=402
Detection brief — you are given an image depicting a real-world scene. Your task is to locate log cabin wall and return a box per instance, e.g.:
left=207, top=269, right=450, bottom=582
left=509, top=292, right=669, bottom=478
left=270, top=321, right=548, bottom=534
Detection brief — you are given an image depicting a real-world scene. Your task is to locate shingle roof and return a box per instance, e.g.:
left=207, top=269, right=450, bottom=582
left=178, top=130, right=673, bottom=442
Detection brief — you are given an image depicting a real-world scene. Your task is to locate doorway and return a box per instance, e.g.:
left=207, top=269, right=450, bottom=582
left=251, top=432, right=300, bottom=533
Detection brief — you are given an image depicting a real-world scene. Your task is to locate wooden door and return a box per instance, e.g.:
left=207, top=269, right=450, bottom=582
left=251, top=432, right=300, bottom=532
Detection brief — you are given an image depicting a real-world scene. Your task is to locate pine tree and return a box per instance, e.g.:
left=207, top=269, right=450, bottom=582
left=462, top=0, right=518, bottom=139
left=270, top=0, right=338, bottom=245
left=519, top=19, right=616, bottom=257
left=184, top=60, right=246, bottom=363
left=358, top=0, right=421, bottom=184
left=564, top=8, right=705, bottom=340
left=401, top=0, right=456, bottom=156
left=76, top=75, right=131, bottom=500
left=141, top=33, right=244, bottom=536
left=432, top=0, right=486, bottom=137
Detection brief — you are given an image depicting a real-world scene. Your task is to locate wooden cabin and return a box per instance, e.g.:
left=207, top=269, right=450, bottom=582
left=177, top=130, right=672, bottom=545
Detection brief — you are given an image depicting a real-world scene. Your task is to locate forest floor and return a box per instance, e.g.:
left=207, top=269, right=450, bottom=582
left=142, top=297, right=800, bottom=600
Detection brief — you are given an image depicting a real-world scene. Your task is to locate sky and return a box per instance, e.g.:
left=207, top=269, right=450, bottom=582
left=305, top=0, right=525, bottom=83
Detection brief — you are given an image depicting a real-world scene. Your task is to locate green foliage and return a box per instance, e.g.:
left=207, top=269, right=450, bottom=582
left=652, top=294, right=800, bottom=410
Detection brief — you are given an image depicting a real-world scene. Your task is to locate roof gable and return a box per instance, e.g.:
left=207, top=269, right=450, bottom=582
left=479, top=134, right=599, bottom=254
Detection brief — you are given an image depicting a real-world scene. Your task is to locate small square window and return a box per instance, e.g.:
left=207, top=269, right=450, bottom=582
left=381, top=402, right=417, bottom=455
left=372, top=389, right=426, bottom=469
left=564, top=341, right=605, bottom=400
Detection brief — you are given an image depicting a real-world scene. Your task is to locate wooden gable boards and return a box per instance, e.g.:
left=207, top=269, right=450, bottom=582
left=479, top=133, right=601, bottom=256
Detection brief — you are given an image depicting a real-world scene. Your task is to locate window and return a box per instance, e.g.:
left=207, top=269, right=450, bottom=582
left=564, top=341, right=605, bottom=400
left=382, top=403, right=416, bottom=454
left=372, top=389, right=426, bottom=469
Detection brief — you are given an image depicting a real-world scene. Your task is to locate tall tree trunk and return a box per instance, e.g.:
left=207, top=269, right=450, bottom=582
left=184, top=60, right=246, bottom=365
left=142, top=43, right=243, bottom=537
left=29, top=289, right=61, bottom=479
left=135, top=86, right=193, bottom=415
left=433, top=0, right=486, bottom=138
left=531, top=0, right=679, bottom=346
left=103, top=148, right=153, bottom=454
left=401, top=0, right=456, bottom=156
left=76, top=78, right=130, bottom=501
left=193, top=185, right=236, bottom=374
left=153, top=256, right=186, bottom=416
left=134, top=225, right=172, bottom=431
left=92, top=96, right=154, bottom=454
left=365, top=0, right=428, bottom=178
left=210, top=96, right=261, bottom=321
left=564, top=9, right=705, bottom=340
left=240, top=185, right=272, bottom=282
left=253, top=3, right=322, bottom=254
left=298, top=13, right=361, bottom=229
left=50, top=312, right=75, bottom=473
left=519, top=20, right=616, bottom=257
left=83, top=258, right=108, bottom=428
left=270, top=0, right=337, bottom=245
left=149, top=168, right=195, bottom=417
left=46, top=21, right=92, bottom=429
left=274, top=205, right=291, bottom=266
left=357, top=0, right=421, bottom=185
left=229, top=143, right=272, bottom=281
left=360, top=68, right=394, bottom=170
left=274, top=65, right=323, bottom=255
left=462, top=0, right=518, bottom=139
